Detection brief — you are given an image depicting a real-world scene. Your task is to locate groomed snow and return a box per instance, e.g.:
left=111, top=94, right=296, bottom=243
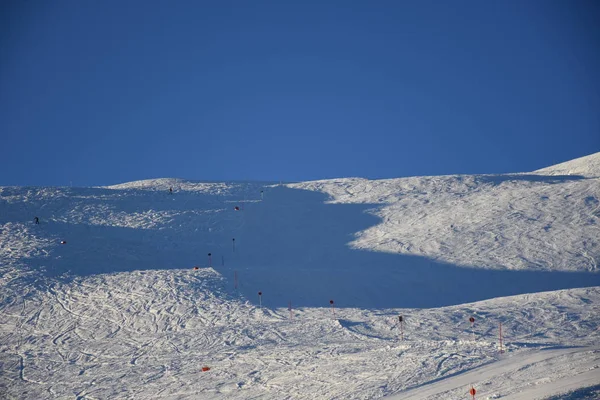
left=1, top=152, right=599, bottom=399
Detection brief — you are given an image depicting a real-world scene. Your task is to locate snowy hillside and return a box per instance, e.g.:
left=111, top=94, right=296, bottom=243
left=535, top=152, right=600, bottom=178
left=1, top=153, right=599, bottom=399
left=291, top=153, right=600, bottom=274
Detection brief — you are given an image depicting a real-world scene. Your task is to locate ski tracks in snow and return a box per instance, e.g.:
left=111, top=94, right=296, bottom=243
left=386, top=346, right=600, bottom=400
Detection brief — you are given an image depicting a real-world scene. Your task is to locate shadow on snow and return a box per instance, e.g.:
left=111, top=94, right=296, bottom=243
left=6, top=184, right=600, bottom=309
left=474, top=174, right=586, bottom=186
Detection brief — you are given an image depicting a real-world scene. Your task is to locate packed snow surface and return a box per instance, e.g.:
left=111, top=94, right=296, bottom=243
left=1, top=152, right=599, bottom=399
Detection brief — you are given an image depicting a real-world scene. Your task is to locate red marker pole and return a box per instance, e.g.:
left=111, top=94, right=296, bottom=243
left=329, top=300, right=335, bottom=319
left=258, top=291, right=262, bottom=308
left=232, top=238, right=235, bottom=252
left=470, top=317, right=475, bottom=341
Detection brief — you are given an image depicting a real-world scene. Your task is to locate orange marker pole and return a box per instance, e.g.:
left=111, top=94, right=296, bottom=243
left=469, top=385, right=476, bottom=399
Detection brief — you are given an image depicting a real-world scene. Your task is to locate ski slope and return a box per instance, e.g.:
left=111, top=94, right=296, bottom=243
left=388, top=345, right=600, bottom=400
left=1, top=152, right=599, bottom=399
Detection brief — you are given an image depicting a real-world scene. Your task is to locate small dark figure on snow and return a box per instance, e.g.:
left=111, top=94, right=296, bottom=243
left=34, top=216, right=39, bottom=224
left=169, top=187, right=173, bottom=194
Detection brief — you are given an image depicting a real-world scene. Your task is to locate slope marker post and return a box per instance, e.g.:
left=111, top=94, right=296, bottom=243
left=399, top=315, right=404, bottom=341
left=499, top=322, right=504, bottom=354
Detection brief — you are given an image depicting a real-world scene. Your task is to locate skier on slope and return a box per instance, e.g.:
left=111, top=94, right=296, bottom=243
left=34, top=216, right=39, bottom=224
left=169, top=187, right=173, bottom=195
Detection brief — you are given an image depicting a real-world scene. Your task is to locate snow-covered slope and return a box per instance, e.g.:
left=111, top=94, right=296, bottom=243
left=1, top=268, right=598, bottom=399
left=535, top=151, right=600, bottom=178
left=291, top=171, right=599, bottom=274
left=1, top=153, right=599, bottom=399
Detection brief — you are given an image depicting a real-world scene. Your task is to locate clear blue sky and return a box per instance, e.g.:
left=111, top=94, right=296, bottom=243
left=1, top=0, right=599, bottom=186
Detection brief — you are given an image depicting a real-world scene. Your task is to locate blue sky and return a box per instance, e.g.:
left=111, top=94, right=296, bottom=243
left=1, top=0, right=599, bottom=186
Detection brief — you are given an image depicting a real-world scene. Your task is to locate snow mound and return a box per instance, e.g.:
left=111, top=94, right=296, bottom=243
left=534, top=151, right=600, bottom=178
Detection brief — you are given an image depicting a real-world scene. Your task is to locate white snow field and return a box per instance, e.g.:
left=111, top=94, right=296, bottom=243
left=1, top=153, right=599, bottom=399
